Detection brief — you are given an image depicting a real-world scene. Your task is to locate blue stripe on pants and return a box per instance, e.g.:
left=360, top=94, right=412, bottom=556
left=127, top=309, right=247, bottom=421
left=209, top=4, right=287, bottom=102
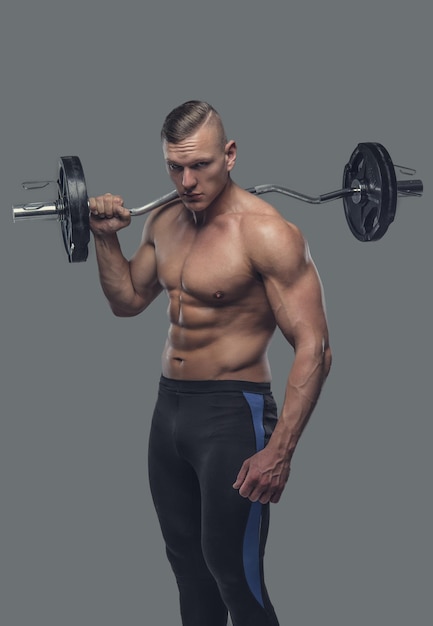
left=242, top=392, right=265, bottom=608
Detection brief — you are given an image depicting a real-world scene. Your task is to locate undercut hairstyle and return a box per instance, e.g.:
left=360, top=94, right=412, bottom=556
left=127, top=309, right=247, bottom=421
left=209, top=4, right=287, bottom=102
left=161, top=100, right=227, bottom=149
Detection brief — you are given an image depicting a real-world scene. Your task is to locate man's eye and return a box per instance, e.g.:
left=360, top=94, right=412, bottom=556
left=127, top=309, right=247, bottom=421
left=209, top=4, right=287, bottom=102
left=194, top=162, right=208, bottom=169
left=168, top=163, right=181, bottom=171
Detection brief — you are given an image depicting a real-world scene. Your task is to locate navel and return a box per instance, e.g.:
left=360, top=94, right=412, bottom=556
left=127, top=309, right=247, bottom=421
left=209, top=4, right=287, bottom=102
left=213, top=291, right=225, bottom=300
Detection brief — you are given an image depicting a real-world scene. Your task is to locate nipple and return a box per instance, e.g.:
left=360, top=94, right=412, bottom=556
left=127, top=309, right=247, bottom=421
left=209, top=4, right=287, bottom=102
left=214, top=291, right=225, bottom=300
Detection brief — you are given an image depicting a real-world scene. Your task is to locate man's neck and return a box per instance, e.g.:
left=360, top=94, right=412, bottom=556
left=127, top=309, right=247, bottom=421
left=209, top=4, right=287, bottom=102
left=190, top=179, right=237, bottom=227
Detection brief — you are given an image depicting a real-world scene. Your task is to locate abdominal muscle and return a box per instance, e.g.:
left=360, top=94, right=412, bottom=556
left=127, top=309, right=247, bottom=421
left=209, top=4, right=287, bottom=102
left=161, top=301, right=275, bottom=382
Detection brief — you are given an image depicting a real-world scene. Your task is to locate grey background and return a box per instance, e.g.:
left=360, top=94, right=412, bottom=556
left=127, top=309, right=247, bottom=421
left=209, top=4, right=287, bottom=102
left=1, top=1, right=431, bottom=624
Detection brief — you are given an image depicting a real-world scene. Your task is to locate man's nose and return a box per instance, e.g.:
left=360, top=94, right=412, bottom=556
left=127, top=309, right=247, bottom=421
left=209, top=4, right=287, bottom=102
left=182, top=168, right=197, bottom=189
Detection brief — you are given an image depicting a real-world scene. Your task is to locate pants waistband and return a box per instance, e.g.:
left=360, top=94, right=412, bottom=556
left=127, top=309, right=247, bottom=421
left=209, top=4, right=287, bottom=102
left=159, top=375, right=271, bottom=395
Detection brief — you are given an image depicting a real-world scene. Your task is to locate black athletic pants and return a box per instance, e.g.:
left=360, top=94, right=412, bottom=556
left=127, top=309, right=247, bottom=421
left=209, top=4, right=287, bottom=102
left=148, top=376, right=280, bottom=626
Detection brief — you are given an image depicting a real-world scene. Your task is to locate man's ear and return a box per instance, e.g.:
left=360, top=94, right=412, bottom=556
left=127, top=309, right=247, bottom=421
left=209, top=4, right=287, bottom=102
left=225, top=140, right=237, bottom=172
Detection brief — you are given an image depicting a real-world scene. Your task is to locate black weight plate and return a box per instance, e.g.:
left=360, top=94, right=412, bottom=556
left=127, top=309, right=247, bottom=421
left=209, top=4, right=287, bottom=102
left=343, top=142, right=397, bottom=242
left=57, top=156, right=90, bottom=262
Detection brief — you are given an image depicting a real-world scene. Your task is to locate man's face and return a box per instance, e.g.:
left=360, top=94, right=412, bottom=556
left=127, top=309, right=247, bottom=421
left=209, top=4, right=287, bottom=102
left=163, top=123, right=236, bottom=213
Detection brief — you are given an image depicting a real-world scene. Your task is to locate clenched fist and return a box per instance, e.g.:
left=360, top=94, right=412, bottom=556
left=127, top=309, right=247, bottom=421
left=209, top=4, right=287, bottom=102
left=89, top=193, right=131, bottom=236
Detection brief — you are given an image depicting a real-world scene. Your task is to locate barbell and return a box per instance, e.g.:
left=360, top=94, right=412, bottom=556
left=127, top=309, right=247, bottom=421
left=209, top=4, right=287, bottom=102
left=12, top=142, right=423, bottom=263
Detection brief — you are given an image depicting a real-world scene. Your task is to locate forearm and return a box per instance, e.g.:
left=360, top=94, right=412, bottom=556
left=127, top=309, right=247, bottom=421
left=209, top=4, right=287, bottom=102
left=269, top=343, right=332, bottom=459
left=94, top=234, right=145, bottom=316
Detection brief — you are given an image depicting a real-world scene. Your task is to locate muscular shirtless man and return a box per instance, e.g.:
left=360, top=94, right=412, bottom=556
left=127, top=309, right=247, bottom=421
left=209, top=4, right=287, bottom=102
left=89, top=101, right=332, bottom=626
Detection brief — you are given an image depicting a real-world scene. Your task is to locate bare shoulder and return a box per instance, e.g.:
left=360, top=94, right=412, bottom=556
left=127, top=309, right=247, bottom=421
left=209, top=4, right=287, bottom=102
left=239, top=193, right=310, bottom=281
left=139, top=198, right=185, bottom=243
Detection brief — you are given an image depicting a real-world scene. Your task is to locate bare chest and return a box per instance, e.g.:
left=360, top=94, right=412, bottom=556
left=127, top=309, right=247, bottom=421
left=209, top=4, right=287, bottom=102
left=155, top=219, right=258, bottom=305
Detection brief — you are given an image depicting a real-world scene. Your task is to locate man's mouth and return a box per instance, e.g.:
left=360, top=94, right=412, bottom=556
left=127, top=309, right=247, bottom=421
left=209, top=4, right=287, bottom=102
left=183, top=193, right=203, bottom=201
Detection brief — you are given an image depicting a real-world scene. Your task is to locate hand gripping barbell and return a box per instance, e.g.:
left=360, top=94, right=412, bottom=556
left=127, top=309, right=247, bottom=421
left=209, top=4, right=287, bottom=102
left=12, top=142, right=423, bottom=263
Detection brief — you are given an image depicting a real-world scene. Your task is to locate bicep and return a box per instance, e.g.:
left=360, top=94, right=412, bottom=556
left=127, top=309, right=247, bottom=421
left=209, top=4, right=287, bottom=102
left=266, top=259, right=329, bottom=349
left=253, top=221, right=329, bottom=349
left=129, top=227, right=163, bottom=309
